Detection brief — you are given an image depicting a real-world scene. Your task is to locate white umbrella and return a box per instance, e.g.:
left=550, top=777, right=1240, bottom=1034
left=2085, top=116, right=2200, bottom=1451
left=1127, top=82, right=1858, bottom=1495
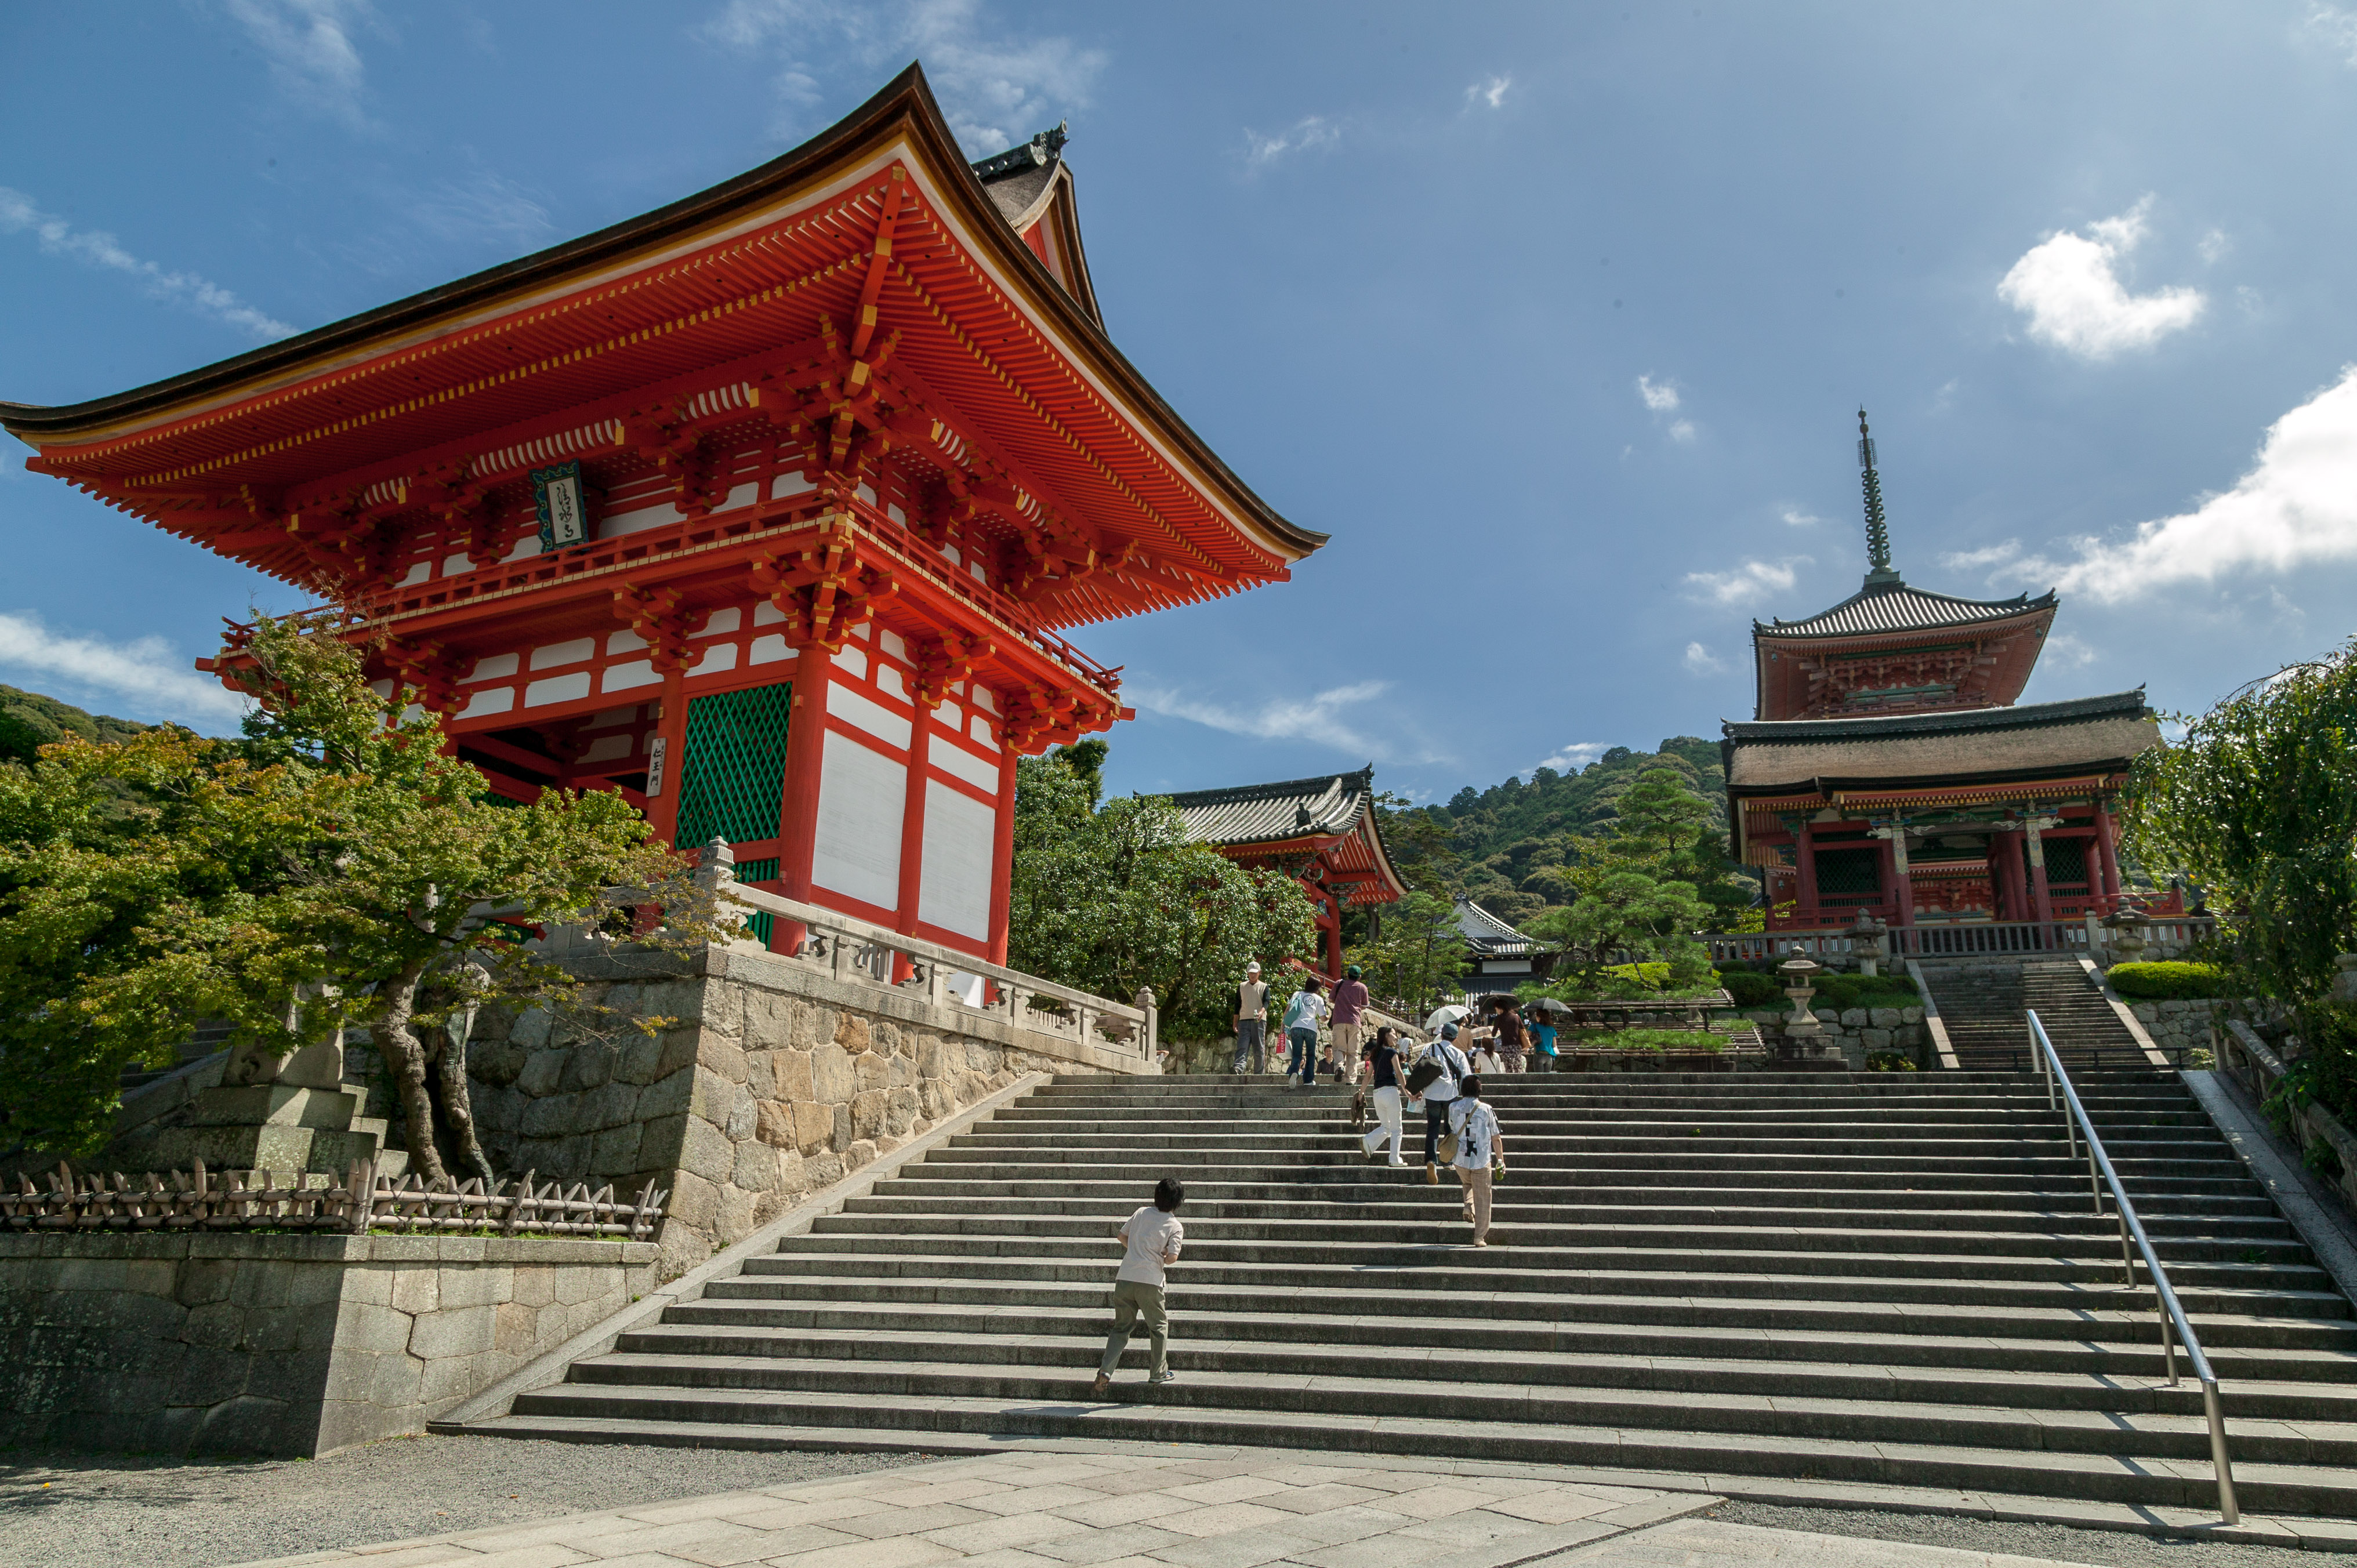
left=1424, top=1003, right=1472, bottom=1034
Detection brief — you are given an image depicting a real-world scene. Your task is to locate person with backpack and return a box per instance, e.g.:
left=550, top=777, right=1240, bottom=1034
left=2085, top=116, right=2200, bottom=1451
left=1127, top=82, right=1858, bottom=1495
left=1406, top=1023, right=1473, bottom=1184
left=1359, top=1024, right=1408, bottom=1164
left=1448, top=1074, right=1504, bottom=1246
left=1282, top=977, right=1327, bottom=1089
left=1091, top=1175, right=1185, bottom=1395
left=1232, top=961, right=1269, bottom=1075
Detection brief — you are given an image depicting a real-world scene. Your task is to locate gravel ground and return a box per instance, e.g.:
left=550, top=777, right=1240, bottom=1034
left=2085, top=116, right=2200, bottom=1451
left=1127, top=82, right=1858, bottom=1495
left=0, top=1434, right=930, bottom=1568
left=1701, top=1500, right=2335, bottom=1567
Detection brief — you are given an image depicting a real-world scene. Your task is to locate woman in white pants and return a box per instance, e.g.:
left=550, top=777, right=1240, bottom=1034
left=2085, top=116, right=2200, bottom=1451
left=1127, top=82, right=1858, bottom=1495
left=1359, top=1026, right=1407, bottom=1165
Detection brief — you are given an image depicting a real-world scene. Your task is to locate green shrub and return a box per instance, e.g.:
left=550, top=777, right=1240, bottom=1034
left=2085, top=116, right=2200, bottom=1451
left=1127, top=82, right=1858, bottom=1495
left=2106, top=960, right=2229, bottom=1000
left=1567, top=1029, right=1724, bottom=1052
left=1716, top=970, right=1784, bottom=1008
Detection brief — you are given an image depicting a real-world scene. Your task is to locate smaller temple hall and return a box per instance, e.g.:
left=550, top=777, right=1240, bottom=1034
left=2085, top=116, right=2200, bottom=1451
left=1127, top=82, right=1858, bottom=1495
left=1169, top=767, right=1408, bottom=977
left=1723, top=414, right=2171, bottom=931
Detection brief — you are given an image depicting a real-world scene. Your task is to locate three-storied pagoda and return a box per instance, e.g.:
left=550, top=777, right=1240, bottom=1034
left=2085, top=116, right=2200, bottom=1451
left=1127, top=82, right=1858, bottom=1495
left=1, top=68, right=1323, bottom=965
left=1723, top=415, right=2168, bottom=931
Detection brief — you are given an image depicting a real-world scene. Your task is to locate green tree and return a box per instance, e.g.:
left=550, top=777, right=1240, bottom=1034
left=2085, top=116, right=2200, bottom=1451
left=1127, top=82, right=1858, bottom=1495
left=1528, top=870, right=1713, bottom=996
left=0, top=614, right=708, bottom=1175
left=2123, top=640, right=2357, bottom=1113
left=1009, top=751, right=1317, bottom=1039
left=1344, top=890, right=1468, bottom=1018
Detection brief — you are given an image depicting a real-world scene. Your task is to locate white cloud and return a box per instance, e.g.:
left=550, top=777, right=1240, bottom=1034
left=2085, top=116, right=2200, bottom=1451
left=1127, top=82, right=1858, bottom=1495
left=1778, top=506, right=1823, bottom=528
left=1129, top=678, right=1422, bottom=761
left=0, top=613, right=253, bottom=731
left=1667, top=419, right=1696, bottom=444
left=1996, top=196, right=2206, bottom=360
left=1939, top=539, right=2022, bottom=572
left=2307, top=2, right=2357, bottom=65
left=1531, top=742, right=1606, bottom=774
left=2198, top=227, right=2232, bottom=265
left=702, top=0, right=1105, bottom=152
left=2043, top=631, right=2099, bottom=667
left=1244, top=115, right=1341, bottom=169
left=1682, top=558, right=1804, bottom=606
left=223, top=0, right=378, bottom=130
left=0, top=187, right=295, bottom=340
left=402, top=167, right=557, bottom=253
left=1636, top=375, right=1681, bottom=412
left=1682, top=642, right=1729, bottom=675
left=1466, top=75, right=1510, bottom=110
left=2004, top=366, right=2357, bottom=602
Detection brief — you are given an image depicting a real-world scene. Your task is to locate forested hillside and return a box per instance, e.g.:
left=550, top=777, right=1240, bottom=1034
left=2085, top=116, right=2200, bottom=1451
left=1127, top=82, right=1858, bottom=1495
left=1375, top=736, right=1747, bottom=931
left=0, top=685, right=151, bottom=764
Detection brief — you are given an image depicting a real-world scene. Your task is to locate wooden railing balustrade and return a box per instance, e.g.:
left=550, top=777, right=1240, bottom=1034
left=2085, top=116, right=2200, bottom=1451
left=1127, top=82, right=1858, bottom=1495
left=0, top=1160, right=665, bottom=1239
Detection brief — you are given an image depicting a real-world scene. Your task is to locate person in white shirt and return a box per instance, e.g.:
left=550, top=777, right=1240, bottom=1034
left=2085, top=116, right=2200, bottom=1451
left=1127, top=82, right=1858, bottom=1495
left=1092, top=1176, right=1185, bottom=1395
left=1448, top=1075, right=1505, bottom=1246
left=1412, top=1023, right=1473, bottom=1184
left=1232, top=961, right=1270, bottom=1075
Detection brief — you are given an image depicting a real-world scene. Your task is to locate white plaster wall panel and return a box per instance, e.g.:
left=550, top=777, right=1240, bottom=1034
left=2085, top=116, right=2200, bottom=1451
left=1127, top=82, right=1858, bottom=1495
left=720, top=481, right=759, bottom=511
left=851, top=621, right=871, bottom=642
left=813, top=737, right=905, bottom=910
left=531, top=638, right=597, bottom=670
left=919, top=779, right=996, bottom=940
left=601, top=660, right=659, bottom=693
left=888, top=503, right=906, bottom=526
left=457, top=687, right=515, bottom=720
left=586, top=706, right=639, bottom=729
left=876, top=663, right=908, bottom=701
left=502, top=534, right=538, bottom=563
left=753, top=600, right=786, bottom=626
left=607, top=629, right=648, bottom=655
left=579, top=733, right=636, bottom=764
left=879, top=630, right=908, bottom=662
left=833, top=647, right=869, bottom=680
left=772, top=470, right=813, bottom=499
left=970, top=687, right=998, bottom=714
left=525, top=672, right=594, bottom=707
left=601, top=502, right=674, bottom=538
left=970, top=714, right=999, bottom=750
left=702, top=607, right=743, bottom=636
left=749, top=635, right=797, bottom=665
left=397, top=561, right=430, bottom=587
left=930, top=736, right=999, bottom=793
left=857, top=484, right=878, bottom=506
left=829, top=685, right=912, bottom=750
left=441, top=553, right=472, bottom=578
left=691, top=643, right=739, bottom=675
left=466, top=653, right=520, bottom=683
left=369, top=680, right=394, bottom=700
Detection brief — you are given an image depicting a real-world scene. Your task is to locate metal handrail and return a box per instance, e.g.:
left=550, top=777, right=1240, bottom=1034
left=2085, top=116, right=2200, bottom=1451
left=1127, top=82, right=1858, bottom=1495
left=2026, top=1008, right=2240, bottom=1524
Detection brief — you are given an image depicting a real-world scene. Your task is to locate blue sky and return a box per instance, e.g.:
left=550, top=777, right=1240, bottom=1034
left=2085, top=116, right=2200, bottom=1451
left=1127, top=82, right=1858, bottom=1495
left=6, top=2, right=2357, bottom=803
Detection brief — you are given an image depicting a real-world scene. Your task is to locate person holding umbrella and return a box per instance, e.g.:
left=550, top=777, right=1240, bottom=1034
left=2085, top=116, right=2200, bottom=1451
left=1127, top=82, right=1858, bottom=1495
left=1528, top=1002, right=1561, bottom=1071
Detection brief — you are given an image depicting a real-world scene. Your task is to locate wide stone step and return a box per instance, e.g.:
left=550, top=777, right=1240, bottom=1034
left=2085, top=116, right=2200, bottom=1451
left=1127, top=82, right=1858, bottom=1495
left=615, top=1319, right=2357, bottom=1421
left=724, top=1257, right=2356, bottom=1335
left=871, top=1171, right=2274, bottom=1202
left=842, top=1187, right=2284, bottom=1219
left=498, top=1379, right=2357, bottom=1515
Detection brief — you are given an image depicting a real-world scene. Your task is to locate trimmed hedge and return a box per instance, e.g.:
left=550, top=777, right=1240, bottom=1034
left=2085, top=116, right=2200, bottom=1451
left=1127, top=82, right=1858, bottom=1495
left=1717, top=970, right=1784, bottom=1008
left=1715, top=968, right=1916, bottom=1013
left=2106, top=961, right=2231, bottom=1000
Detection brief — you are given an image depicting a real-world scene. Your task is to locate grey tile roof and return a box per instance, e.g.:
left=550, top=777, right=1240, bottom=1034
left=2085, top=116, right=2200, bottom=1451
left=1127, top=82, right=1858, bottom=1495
left=1754, top=575, right=2057, bottom=639
left=1723, top=689, right=2149, bottom=745
left=1723, top=691, right=2160, bottom=791
left=1456, top=896, right=1551, bottom=956
left=1169, top=766, right=1375, bottom=848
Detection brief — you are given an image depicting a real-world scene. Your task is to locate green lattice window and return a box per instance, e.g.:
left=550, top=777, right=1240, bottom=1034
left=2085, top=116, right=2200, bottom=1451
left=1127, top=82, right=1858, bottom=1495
left=1814, top=846, right=1881, bottom=897
left=2044, top=837, right=2088, bottom=887
left=674, top=683, right=793, bottom=849
left=733, top=857, right=781, bottom=946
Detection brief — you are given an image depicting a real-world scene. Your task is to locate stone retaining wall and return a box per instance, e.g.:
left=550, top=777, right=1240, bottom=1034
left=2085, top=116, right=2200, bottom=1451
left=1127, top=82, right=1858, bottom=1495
left=368, top=945, right=1145, bottom=1278
left=1737, top=1007, right=1930, bottom=1069
left=0, top=1231, right=654, bottom=1457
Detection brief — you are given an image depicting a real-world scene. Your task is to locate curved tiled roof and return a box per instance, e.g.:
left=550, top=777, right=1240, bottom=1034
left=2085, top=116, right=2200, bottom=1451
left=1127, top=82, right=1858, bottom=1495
left=1723, top=688, right=2149, bottom=745
left=1169, top=766, right=1374, bottom=848
left=1755, top=576, right=2057, bottom=639
left=1722, top=691, right=2159, bottom=791
left=1455, top=896, right=1550, bottom=957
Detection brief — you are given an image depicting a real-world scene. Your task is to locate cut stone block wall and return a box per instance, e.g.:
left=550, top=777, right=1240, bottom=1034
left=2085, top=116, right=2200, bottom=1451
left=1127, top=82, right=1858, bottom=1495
left=364, top=946, right=1151, bottom=1279
left=0, top=1232, right=655, bottom=1457
left=1739, top=1008, right=1929, bottom=1069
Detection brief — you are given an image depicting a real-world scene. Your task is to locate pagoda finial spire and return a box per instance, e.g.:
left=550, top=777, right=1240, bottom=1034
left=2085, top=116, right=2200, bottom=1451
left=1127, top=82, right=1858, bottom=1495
left=1857, top=407, right=1899, bottom=586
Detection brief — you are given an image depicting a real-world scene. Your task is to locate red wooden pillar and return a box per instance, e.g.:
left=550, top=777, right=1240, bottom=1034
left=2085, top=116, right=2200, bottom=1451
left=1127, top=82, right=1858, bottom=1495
left=1796, top=821, right=1819, bottom=924
left=1879, top=827, right=1916, bottom=928
left=1992, top=829, right=2025, bottom=921
left=1322, top=894, right=1343, bottom=978
left=2025, top=819, right=2055, bottom=925
left=894, top=699, right=933, bottom=936
left=773, top=649, right=831, bottom=953
left=647, top=667, right=690, bottom=847
left=986, top=731, right=1018, bottom=967
left=2092, top=804, right=2122, bottom=913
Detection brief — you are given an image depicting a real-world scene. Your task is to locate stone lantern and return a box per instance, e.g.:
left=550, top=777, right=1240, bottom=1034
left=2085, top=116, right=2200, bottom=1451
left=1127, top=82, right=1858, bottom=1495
left=1776, top=947, right=1835, bottom=1064
left=2101, top=905, right=2151, bottom=966
left=1849, top=911, right=1889, bottom=979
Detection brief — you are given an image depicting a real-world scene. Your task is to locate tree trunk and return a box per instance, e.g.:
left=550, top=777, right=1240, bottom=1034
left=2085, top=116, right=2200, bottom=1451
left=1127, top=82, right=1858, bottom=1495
left=376, top=964, right=448, bottom=1186
left=435, top=1023, right=496, bottom=1184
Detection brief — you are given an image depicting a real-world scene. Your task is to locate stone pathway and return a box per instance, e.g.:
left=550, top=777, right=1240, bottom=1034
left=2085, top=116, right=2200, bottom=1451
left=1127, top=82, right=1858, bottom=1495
left=225, top=1450, right=1714, bottom=1568
left=1554, top=1516, right=2112, bottom=1566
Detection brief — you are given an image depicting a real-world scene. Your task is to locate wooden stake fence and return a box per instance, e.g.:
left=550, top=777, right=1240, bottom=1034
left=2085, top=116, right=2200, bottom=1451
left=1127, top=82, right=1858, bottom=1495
left=0, top=1159, right=665, bottom=1240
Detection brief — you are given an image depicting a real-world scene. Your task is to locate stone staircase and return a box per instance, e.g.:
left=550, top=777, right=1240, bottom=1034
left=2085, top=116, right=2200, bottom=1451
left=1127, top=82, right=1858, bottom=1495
left=1919, top=957, right=2148, bottom=1070
left=456, top=1069, right=2357, bottom=1522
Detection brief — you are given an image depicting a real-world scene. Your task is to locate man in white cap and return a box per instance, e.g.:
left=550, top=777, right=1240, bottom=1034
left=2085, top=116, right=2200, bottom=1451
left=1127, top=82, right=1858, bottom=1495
left=1232, top=961, right=1269, bottom=1075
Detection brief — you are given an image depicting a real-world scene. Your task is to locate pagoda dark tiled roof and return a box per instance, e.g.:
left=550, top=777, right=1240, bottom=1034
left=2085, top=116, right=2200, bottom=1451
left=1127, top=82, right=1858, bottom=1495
left=1456, top=896, right=1551, bottom=957
left=971, top=126, right=1064, bottom=226
left=1167, top=766, right=1374, bottom=847
left=1755, top=575, right=2057, bottom=639
left=1723, top=688, right=2149, bottom=745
